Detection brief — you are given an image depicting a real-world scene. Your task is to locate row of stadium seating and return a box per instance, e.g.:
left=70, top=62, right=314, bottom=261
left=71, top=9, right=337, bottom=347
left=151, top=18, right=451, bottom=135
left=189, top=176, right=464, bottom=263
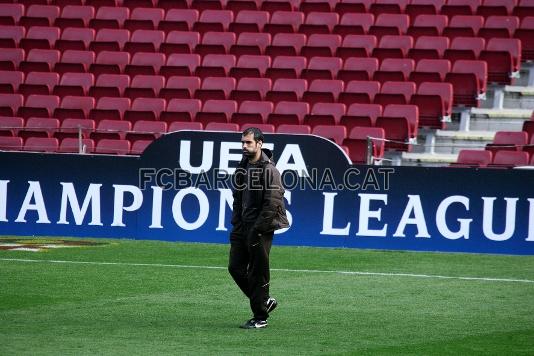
left=2, top=0, right=533, bottom=18
left=0, top=123, right=386, bottom=162
left=1, top=0, right=532, bottom=166
left=453, top=117, right=534, bottom=167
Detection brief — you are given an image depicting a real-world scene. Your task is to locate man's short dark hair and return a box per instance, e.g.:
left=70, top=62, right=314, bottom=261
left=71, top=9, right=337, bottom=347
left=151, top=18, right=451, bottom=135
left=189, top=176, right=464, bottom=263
left=242, top=127, right=264, bottom=143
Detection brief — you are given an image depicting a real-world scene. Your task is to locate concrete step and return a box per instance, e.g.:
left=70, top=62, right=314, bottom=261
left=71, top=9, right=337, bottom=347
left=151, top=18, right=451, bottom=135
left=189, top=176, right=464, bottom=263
left=401, top=152, right=458, bottom=167
left=433, top=130, right=496, bottom=154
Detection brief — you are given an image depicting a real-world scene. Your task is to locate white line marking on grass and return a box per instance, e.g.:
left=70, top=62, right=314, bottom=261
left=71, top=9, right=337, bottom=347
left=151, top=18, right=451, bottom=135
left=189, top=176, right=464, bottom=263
left=1, top=257, right=534, bottom=284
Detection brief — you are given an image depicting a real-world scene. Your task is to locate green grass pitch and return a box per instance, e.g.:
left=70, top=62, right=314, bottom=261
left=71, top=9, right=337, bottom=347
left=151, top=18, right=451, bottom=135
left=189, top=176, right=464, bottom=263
left=1, top=236, right=534, bottom=355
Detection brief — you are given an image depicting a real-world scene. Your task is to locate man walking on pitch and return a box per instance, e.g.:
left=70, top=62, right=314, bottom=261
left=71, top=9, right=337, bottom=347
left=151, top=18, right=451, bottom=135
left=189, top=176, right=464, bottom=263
left=228, top=127, right=289, bottom=329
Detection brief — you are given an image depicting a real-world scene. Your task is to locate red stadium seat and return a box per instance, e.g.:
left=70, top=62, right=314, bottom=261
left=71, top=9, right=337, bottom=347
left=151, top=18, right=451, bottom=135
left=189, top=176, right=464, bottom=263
left=0, top=70, right=24, bottom=94
left=486, top=131, right=528, bottom=155
left=375, top=111, right=412, bottom=152
left=0, top=136, right=23, bottom=151
left=19, top=72, right=59, bottom=96
left=409, top=57, right=450, bottom=84
left=301, top=56, right=342, bottom=81
left=90, top=74, right=130, bottom=99
left=0, top=49, right=25, bottom=71
left=23, top=137, right=59, bottom=152
left=91, top=51, right=130, bottom=76
left=160, top=31, right=200, bottom=55
left=19, top=26, right=60, bottom=51
left=0, top=116, right=24, bottom=137
left=162, top=98, right=202, bottom=123
left=373, top=58, right=415, bottom=83
left=193, top=9, right=234, bottom=33
left=300, top=0, right=336, bottom=14
left=125, top=75, right=165, bottom=99
left=205, top=122, right=240, bottom=131
left=55, top=50, right=95, bottom=74
left=333, top=13, right=374, bottom=36
left=158, top=9, right=199, bottom=33
left=338, top=57, right=379, bottom=82
left=240, top=123, right=276, bottom=132
left=231, top=32, right=271, bottom=56
left=59, top=138, right=95, bottom=153
left=301, top=34, right=342, bottom=59
left=374, top=81, right=416, bottom=106
left=266, top=78, right=307, bottom=103
left=523, top=120, right=534, bottom=141
left=230, top=10, right=270, bottom=33
left=161, top=53, right=201, bottom=78
left=90, top=97, right=131, bottom=122
left=489, top=150, right=529, bottom=167
left=232, top=100, right=274, bottom=125
left=407, top=14, right=448, bottom=38
left=0, top=94, right=24, bottom=116
left=302, top=79, right=344, bottom=105
left=227, top=0, right=259, bottom=12
left=0, top=25, right=25, bottom=49
left=445, top=59, right=487, bottom=106
left=125, top=7, right=164, bottom=31
left=441, top=0, right=480, bottom=17
left=299, top=11, right=339, bottom=35
left=196, top=99, right=238, bottom=124
left=276, top=124, right=311, bottom=134
left=20, top=5, right=59, bottom=28
left=372, top=35, right=414, bottom=61
left=55, top=5, right=95, bottom=29
left=96, top=119, right=131, bottom=140
left=338, top=80, right=380, bottom=105
left=312, top=125, right=347, bottom=145
left=513, top=0, right=534, bottom=19
left=127, top=120, right=167, bottom=141
left=443, top=15, right=484, bottom=39
left=264, top=11, right=304, bottom=35
left=20, top=49, right=60, bottom=73
left=444, top=36, right=486, bottom=62
left=195, top=32, right=236, bottom=56
left=124, top=29, right=165, bottom=54
left=21, top=117, right=59, bottom=138
left=95, top=138, right=130, bottom=155
left=370, top=0, right=409, bottom=15
left=195, top=76, right=236, bottom=100
left=477, top=0, right=515, bottom=17
left=57, top=118, right=95, bottom=140
left=334, top=0, right=373, bottom=15
left=266, top=55, right=307, bottom=80
left=90, top=6, right=129, bottom=30
left=55, top=96, right=95, bottom=120
left=90, top=28, right=130, bottom=53
left=410, top=82, right=453, bottom=129
left=408, top=36, right=449, bottom=61
left=159, top=75, right=200, bottom=100
left=129, top=139, right=152, bottom=155
left=369, top=14, right=410, bottom=39
left=343, top=126, right=386, bottom=163
left=452, top=149, right=492, bottom=167
left=478, top=15, right=519, bottom=39
left=56, top=28, right=95, bottom=51
left=341, top=103, right=382, bottom=129
left=513, top=16, right=534, bottom=60
left=125, top=52, right=166, bottom=77
left=384, top=103, right=419, bottom=139
left=230, top=55, right=271, bottom=79
left=54, top=73, right=94, bottom=98
left=0, top=4, right=25, bottom=26
left=195, top=54, right=236, bottom=78
left=168, top=121, right=204, bottom=132
left=479, top=38, right=522, bottom=84
left=230, top=78, right=272, bottom=103
left=267, top=101, right=309, bottom=126
left=304, top=102, right=346, bottom=127
left=266, top=33, right=307, bottom=57
left=124, top=97, right=166, bottom=122
left=19, top=94, right=60, bottom=119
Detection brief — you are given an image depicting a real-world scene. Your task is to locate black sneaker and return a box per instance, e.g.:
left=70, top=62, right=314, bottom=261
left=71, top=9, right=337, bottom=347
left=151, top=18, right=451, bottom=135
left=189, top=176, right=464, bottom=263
left=266, top=297, right=278, bottom=313
left=240, top=318, right=268, bottom=329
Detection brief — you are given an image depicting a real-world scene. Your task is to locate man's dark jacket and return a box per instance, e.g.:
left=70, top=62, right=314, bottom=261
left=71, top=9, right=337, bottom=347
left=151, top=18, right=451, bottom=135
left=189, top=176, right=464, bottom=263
left=231, top=148, right=290, bottom=234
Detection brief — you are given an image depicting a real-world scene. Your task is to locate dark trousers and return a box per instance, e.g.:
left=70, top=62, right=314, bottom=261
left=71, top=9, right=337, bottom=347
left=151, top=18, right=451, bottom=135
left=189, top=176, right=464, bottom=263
left=228, top=222, right=274, bottom=321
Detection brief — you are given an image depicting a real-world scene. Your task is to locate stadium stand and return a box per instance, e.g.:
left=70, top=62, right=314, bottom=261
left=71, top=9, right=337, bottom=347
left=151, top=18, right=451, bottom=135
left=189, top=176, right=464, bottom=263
left=0, top=0, right=532, bottom=165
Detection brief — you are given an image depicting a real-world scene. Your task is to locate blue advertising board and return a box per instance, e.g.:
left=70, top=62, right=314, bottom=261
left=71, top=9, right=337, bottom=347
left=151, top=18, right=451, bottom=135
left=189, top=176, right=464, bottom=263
left=1, top=130, right=533, bottom=255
